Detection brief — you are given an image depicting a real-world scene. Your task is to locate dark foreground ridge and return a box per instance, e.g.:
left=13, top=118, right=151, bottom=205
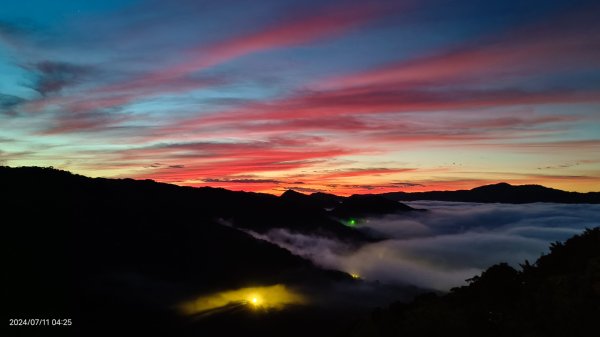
left=381, top=182, right=600, bottom=204
left=2, top=166, right=419, bottom=337
left=3, top=166, right=598, bottom=337
left=349, top=227, right=600, bottom=337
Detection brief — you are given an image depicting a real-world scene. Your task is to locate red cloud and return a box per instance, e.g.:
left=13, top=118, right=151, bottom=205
left=123, top=137, right=361, bottom=185
left=305, top=168, right=416, bottom=181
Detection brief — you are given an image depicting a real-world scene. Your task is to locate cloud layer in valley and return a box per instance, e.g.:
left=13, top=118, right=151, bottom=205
left=249, top=201, right=600, bottom=290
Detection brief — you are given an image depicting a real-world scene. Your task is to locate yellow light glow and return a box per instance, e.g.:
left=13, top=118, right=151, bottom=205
left=350, top=273, right=361, bottom=279
left=250, top=295, right=261, bottom=306
left=179, top=284, right=307, bottom=315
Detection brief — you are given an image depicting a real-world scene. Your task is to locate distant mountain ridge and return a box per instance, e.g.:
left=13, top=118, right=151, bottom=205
left=280, top=189, right=419, bottom=218
left=0, top=166, right=367, bottom=242
left=329, top=194, right=419, bottom=219
left=379, top=182, right=600, bottom=204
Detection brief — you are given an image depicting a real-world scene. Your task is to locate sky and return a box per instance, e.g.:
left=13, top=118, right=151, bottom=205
left=1, top=0, right=599, bottom=195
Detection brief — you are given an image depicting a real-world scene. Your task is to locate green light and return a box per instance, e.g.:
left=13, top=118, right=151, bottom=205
left=348, top=219, right=356, bottom=226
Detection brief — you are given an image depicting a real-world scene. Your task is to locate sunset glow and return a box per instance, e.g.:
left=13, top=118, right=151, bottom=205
left=1, top=0, right=599, bottom=194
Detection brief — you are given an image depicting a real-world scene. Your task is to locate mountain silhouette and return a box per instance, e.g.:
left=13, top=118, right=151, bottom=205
left=330, top=194, right=418, bottom=219
left=309, top=191, right=346, bottom=208
left=1, top=166, right=368, bottom=240
left=382, top=182, right=600, bottom=204
left=1, top=166, right=418, bottom=337
left=280, top=189, right=329, bottom=209
left=281, top=189, right=419, bottom=219
left=4, top=166, right=598, bottom=337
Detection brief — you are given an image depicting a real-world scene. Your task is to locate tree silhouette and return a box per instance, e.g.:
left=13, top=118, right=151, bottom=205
left=350, top=228, right=600, bottom=337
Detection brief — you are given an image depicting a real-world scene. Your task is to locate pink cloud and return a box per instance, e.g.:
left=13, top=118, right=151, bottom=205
left=129, top=3, right=387, bottom=88
left=321, top=5, right=600, bottom=89
left=25, top=2, right=388, bottom=122
left=151, top=4, right=600, bottom=143
left=167, top=87, right=598, bottom=132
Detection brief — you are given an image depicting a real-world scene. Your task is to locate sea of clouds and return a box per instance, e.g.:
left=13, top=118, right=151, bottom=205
left=249, top=201, right=600, bottom=291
